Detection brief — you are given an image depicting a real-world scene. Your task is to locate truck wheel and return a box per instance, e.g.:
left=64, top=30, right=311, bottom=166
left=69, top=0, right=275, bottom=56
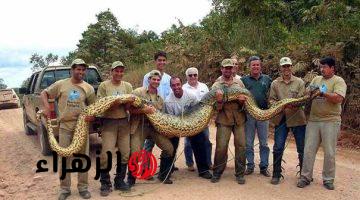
left=38, top=123, right=52, bottom=156
left=23, top=109, right=35, bottom=135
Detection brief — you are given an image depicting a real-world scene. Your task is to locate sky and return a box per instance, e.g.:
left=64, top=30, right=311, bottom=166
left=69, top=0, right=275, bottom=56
left=0, top=0, right=212, bottom=88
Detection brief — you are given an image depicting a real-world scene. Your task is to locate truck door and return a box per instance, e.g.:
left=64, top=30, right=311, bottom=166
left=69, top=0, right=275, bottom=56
left=27, top=73, right=40, bottom=123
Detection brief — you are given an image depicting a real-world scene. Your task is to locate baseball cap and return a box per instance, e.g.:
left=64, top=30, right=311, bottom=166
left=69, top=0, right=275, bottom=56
left=111, top=61, right=125, bottom=70
left=280, top=57, right=292, bottom=66
left=71, top=58, right=88, bottom=68
left=221, top=59, right=234, bottom=67
left=185, top=67, right=198, bottom=76
left=148, top=70, right=162, bottom=79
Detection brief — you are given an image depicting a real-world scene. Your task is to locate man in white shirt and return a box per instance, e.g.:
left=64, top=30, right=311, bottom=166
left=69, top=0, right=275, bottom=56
left=182, top=67, right=213, bottom=171
left=165, top=76, right=213, bottom=179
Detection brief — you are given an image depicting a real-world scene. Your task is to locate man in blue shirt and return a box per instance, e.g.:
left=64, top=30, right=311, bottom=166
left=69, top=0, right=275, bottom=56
left=142, top=51, right=172, bottom=161
left=241, top=56, right=272, bottom=177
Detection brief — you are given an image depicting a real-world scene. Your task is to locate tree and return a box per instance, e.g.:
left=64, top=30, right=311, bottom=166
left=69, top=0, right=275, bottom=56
left=75, top=9, right=133, bottom=71
left=0, top=78, right=7, bottom=89
left=30, top=53, right=59, bottom=72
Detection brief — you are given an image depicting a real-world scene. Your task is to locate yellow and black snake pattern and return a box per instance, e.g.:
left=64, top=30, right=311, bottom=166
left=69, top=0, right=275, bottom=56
left=40, top=87, right=319, bottom=157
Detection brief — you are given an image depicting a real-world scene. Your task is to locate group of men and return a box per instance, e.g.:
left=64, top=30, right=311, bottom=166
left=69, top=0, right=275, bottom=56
left=40, top=51, right=347, bottom=200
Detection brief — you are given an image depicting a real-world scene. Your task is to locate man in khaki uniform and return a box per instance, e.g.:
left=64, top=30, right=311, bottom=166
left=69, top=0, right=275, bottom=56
left=269, top=57, right=307, bottom=185
left=210, top=59, right=247, bottom=184
left=216, top=57, right=242, bottom=81
left=40, top=59, right=96, bottom=200
left=297, top=57, right=347, bottom=190
left=97, top=61, right=133, bottom=196
left=128, top=70, right=174, bottom=186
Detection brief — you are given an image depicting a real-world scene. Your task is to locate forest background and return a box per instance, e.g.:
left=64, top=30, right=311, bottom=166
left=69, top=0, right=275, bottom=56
left=6, top=0, right=360, bottom=133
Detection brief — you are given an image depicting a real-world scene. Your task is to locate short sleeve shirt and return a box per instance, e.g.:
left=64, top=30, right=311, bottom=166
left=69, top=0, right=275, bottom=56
left=143, top=72, right=171, bottom=99
left=130, top=87, right=164, bottom=133
left=97, top=80, right=133, bottom=119
left=308, top=75, right=347, bottom=122
left=182, top=82, right=209, bottom=101
left=269, top=75, right=307, bottom=127
left=241, top=74, right=272, bottom=109
left=211, top=76, right=246, bottom=126
left=164, top=90, right=198, bottom=116
left=45, top=78, right=96, bottom=131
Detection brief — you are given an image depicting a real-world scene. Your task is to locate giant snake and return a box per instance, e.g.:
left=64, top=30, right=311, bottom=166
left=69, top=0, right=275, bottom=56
left=39, top=87, right=319, bottom=157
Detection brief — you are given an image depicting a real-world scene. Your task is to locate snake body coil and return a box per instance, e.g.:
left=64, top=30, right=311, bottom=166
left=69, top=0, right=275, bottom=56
left=41, top=88, right=319, bottom=157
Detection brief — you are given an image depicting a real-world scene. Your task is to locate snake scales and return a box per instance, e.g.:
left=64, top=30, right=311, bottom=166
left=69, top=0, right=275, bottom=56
left=40, top=87, right=319, bottom=157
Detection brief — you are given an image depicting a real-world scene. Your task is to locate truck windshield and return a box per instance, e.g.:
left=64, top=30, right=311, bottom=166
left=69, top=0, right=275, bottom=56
left=39, top=68, right=101, bottom=89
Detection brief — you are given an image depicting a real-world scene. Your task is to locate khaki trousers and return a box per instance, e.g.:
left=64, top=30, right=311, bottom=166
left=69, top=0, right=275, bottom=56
left=213, top=123, right=246, bottom=177
left=301, top=121, right=341, bottom=182
left=100, top=118, right=130, bottom=167
left=130, top=122, right=174, bottom=158
left=59, top=128, right=89, bottom=193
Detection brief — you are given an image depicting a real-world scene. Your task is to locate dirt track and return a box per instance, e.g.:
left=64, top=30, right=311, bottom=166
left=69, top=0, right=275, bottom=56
left=0, top=108, right=359, bottom=200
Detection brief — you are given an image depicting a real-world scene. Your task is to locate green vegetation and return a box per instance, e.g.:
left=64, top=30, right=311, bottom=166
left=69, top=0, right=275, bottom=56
left=28, top=0, right=360, bottom=130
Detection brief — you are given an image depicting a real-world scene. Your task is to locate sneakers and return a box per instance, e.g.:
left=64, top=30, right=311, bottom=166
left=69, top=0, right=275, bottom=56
left=210, top=176, right=220, bottom=183
left=79, top=190, right=91, bottom=199
left=58, top=192, right=71, bottom=200
left=236, top=176, right=246, bottom=184
left=260, top=169, right=271, bottom=177
left=297, top=178, right=310, bottom=188
left=199, top=171, right=213, bottom=179
left=323, top=182, right=335, bottom=190
left=187, top=165, right=195, bottom=172
left=244, top=168, right=254, bottom=175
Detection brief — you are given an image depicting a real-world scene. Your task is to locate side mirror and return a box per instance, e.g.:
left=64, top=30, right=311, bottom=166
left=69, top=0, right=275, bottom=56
left=19, top=87, right=28, bottom=94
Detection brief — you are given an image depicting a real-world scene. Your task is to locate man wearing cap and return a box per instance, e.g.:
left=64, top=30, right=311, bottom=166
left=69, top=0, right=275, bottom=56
left=97, top=61, right=133, bottom=196
left=269, top=57, right=307, bottom=185
left=128, top=70, right=175, bottom=185
left=297, top=57, right=347, bottom=190
left=142, top=51, right=172, bottom=157
left=210, top=58, right=247, bottom=184
left=165, top=76, right=213, bottom=179
left=241, top=56, right=272, bottom=177
left=182, top=67, right=212, bottom=171
left=40, top=58, right=96, bottom=200
left=216, top=58, right=242, bottom=82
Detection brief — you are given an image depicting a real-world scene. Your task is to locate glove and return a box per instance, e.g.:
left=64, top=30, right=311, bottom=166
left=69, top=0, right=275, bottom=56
left=320, top=84, right=327, bottom=95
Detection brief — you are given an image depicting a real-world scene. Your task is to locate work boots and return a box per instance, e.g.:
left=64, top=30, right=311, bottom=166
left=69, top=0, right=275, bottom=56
left=158, top=157, right=173, bottom=184
left=127, top=171, right=136, bottom=188
left=114, top=164, right=130, bottom=191
left=99, top=172, right=112, bottom=196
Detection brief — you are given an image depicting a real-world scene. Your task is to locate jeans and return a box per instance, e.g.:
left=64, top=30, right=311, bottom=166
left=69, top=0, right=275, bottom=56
left=184, top=127, right=212, bottom=167
left=245, top=113, right=270, bottom=170
left=273, top=116, right=306, bottom=176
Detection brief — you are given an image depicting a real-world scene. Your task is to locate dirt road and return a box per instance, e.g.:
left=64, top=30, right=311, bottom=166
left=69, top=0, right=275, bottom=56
left=0, top=108, right=359, bottom=200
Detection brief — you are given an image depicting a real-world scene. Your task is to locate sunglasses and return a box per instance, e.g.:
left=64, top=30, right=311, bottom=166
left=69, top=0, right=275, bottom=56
left=281, top=65, right=291, bottom=68
left=188, top=74, right=198, bottom=77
